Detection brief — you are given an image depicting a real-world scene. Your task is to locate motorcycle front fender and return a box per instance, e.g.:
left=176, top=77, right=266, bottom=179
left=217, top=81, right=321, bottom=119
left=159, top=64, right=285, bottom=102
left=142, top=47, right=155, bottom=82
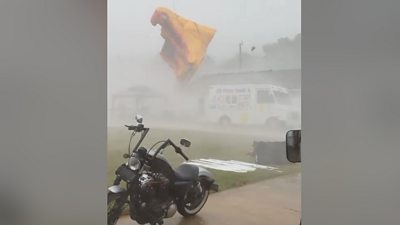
left=198, top=166, right=213, bottom=179
left=198, top=167, right=218, bottom=192
left=108, top=185, right=126, bottom=194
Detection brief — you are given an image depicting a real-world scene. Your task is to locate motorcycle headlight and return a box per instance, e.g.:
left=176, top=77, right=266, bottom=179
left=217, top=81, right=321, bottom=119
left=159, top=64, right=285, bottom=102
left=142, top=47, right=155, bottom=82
left=128, top=156, right=141, bottom=171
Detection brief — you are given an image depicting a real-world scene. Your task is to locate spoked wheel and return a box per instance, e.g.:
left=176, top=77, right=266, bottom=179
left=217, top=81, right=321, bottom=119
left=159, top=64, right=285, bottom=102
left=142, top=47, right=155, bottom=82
left=107, top=192, right=125, bottom=225
left=177, top=181, right=210, bottom=217
left=219, top=116, right=231, bottom=128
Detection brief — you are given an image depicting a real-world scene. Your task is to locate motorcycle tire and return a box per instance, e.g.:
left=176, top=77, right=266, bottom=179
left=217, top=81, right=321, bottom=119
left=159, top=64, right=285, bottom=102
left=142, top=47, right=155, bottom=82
left=107, top=192, right=125, bottom=225
left=177, top=178, right=210, bottom=217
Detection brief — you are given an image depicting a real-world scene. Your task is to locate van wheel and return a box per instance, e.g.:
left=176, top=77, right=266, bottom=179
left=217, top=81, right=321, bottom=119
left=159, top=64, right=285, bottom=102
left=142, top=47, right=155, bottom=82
left=265, top=118, right=285, bottom=130
left=219, top=116, right=231, bottom=127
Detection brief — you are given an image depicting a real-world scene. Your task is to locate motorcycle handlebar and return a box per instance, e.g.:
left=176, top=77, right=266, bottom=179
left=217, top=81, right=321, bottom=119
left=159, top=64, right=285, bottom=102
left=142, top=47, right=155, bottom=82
left=125, top=124, right=146, bottom=132
left=169, top=140, right=189, bottom=161
left=178, top=149, right=189, bottom=161
left=153, top=139, right=189, bottom=161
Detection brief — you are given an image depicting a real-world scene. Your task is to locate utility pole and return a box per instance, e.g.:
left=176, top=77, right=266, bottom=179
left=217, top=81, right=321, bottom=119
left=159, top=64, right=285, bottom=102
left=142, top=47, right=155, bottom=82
left=239, top=40, right=244, bottom=70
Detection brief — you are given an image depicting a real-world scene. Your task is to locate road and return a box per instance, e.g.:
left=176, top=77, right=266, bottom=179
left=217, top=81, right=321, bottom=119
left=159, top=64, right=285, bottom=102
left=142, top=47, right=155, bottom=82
left=116, top=173, right=301, bottom=225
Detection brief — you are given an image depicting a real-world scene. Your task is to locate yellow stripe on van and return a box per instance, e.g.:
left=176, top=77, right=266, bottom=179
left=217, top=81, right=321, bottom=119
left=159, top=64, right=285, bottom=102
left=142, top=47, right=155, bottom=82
left=257, top=104, right=265, bottom=112
left=240, top=112, right=250, bottom=123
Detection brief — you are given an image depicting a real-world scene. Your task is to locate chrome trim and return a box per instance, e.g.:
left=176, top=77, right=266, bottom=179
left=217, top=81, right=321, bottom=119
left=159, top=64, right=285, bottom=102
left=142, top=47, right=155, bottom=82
left=108, top=185, right=126, bottom=194
left=166, top=203, right=177, bottom=218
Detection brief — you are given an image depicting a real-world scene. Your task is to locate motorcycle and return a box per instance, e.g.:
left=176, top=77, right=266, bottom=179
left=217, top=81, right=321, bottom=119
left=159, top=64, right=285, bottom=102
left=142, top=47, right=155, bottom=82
left=107, top=115, right=218, bottom=225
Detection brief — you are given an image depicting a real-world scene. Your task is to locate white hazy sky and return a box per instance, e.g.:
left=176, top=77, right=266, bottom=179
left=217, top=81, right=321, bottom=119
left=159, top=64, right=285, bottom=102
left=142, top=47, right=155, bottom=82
left=109, top=0, right=301, bottom=62
left=108, top=0, right=301, bottom=100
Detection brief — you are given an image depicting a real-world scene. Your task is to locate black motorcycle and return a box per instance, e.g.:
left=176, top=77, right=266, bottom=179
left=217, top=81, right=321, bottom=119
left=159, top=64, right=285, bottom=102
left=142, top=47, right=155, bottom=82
left=107, top=115, right=218, bottom=225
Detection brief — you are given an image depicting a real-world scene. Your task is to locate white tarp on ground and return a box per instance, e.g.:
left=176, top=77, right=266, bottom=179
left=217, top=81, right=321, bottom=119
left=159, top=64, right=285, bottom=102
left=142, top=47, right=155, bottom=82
left=185, top=158, right=282, bottom=173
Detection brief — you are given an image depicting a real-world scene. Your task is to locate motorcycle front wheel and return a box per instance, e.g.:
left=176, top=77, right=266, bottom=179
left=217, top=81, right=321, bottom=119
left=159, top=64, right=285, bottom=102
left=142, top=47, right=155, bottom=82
left=177, top=180, right=210, bottom=217
left=107, top=192, right=125, bottom=225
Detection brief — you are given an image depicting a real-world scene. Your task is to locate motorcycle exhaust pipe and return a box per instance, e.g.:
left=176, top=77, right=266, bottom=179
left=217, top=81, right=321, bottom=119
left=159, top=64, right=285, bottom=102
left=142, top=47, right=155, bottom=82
left=210, top=183, right=219, bottom=193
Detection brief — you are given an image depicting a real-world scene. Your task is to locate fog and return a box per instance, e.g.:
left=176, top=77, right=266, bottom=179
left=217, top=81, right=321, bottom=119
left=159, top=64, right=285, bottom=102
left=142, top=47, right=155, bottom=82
left=108, top=0, right=301, bottom=130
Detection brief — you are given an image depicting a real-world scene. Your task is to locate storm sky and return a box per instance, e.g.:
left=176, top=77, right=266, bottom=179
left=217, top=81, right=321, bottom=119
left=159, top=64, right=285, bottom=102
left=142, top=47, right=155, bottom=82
left=108, top=0, right=301, bottom=101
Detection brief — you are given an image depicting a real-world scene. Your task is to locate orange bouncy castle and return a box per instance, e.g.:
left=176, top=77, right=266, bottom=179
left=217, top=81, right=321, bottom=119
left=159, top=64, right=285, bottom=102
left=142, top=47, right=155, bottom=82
left=151, top=7, right=216, bottom=81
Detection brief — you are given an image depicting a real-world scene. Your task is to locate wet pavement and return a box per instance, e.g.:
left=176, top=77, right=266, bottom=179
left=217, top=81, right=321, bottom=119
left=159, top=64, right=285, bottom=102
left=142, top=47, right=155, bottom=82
left=116, top=173, right=301, bottom=225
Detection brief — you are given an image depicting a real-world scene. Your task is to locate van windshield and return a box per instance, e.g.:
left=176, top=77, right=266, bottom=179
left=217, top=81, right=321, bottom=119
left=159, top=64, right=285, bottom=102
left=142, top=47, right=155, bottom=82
left=274, top=91, right=292, bottom=105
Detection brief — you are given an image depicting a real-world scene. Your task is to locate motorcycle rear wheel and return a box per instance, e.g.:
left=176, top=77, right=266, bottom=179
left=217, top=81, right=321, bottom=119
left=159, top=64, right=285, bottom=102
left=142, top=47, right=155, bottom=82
left=177, top=180, right=209, bottom=217
left=107, top=192, right=125, bottom=225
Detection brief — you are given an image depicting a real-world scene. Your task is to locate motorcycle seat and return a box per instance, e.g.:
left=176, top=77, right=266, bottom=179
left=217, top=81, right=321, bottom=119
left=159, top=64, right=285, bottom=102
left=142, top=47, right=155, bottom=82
left=174, top=164, right=199, bottom=181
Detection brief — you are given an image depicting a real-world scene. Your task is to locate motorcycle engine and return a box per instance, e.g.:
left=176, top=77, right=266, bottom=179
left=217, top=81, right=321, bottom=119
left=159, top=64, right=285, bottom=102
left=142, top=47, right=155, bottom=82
left=134, top=172, right=177, bottom=223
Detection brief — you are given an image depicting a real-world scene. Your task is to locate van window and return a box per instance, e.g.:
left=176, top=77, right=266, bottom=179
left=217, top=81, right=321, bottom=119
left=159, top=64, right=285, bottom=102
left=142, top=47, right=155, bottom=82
left=257, top=90, right=274, bottom=104
left=232, top=96, right=237, bottom=104
left=274, top=91, right=291, bottom=105
left=225, top=96, right=231, bottom=104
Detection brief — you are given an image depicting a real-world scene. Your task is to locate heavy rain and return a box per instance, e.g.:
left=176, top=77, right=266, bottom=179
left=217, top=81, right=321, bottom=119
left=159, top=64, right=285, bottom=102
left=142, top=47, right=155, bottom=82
left=108, top=1, right=301, bottom=224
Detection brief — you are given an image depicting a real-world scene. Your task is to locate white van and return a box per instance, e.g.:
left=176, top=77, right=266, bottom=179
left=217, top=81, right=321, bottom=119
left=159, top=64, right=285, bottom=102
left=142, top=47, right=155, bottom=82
left=204, top=84, right=300, bottom=128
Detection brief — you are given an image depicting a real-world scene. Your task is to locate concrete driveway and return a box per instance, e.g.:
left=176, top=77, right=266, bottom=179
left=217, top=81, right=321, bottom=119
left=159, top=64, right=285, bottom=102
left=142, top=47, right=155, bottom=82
left=117, top=173, right=301, bottom=225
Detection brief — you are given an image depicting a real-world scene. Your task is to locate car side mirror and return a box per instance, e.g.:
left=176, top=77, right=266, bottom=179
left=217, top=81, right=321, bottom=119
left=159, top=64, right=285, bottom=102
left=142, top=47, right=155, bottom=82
left=286, top=130, right=301, bottom=163
left=180, top=139, right=191, bottom=148
left=135, top=114, right=143, bottom=124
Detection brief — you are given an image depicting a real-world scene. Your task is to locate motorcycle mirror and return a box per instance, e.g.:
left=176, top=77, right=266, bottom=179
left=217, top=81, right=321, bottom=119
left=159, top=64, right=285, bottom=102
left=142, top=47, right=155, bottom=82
left=180, top=138, right=191, bottom=148
left=135, top=114, right=143, bottom=124
left=286, top=130, right=301, bottom=163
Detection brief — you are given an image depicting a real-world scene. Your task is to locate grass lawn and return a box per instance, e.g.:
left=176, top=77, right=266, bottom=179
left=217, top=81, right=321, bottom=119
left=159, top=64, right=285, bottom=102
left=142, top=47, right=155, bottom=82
left=108, top=127, right=300, bottom=191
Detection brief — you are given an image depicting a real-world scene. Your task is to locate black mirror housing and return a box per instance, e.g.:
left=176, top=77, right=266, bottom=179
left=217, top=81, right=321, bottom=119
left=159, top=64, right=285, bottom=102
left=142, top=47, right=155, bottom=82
left=286, top=130, right=301, bottom=163
left=180, top=138, right=191, bottom=148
